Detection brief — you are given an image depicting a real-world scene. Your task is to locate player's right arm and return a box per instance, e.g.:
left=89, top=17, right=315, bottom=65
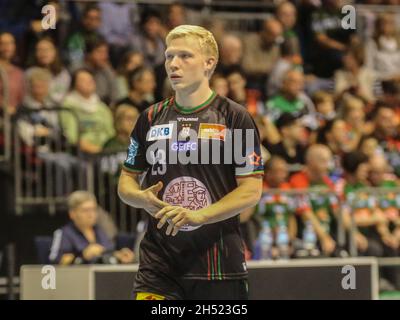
left=117, top=109, right=169, bottom=215
left=118, top=172, right=168, bottom=216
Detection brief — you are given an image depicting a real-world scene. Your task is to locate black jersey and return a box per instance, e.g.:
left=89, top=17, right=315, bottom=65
left=122, top=92, right=264, bottom=281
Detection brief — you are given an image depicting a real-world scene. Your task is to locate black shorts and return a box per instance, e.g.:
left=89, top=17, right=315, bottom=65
left=133, top=270, right=248, bottom=300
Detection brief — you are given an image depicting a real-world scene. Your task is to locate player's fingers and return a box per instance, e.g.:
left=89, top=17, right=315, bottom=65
left=155, top=206, right=172, bottom=219
left=157, top=213, right=170, bottom=229
left=171, top=225, right=180, bottom=236
left=166, top=222, right=174, bottom=236
left=171, top=212, right=184, bottom=225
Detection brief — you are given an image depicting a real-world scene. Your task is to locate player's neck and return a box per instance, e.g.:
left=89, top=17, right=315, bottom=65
left=175, top=83, right=214, bottom=110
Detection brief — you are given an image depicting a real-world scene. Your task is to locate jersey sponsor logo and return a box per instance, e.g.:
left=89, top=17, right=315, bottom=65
left=125, top=137, right=139, bottom=165
left=147, top=123, right=173, bottom=141
left=199, top=123, right=226, bottom=141
left=171, top=141, right=198, bottom=152
left=177, top=116, right=198, bottom=122
left=162, top=176, right=211, bottom=231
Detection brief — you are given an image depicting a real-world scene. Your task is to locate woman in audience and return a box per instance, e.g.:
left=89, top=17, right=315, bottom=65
left=61, top=68, right=115, bottom=154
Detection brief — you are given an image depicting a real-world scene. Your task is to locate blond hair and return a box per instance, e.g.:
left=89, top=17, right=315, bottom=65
left=166, top=25, right=219, bottom=75
left=67, top=191, right=97, bottom=211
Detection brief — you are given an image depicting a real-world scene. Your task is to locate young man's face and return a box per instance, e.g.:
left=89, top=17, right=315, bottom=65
left=165, top=37, right=214, bottom=94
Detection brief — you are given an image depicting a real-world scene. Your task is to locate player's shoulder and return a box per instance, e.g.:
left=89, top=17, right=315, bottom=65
left=217, top=95, right=249, bottom=116
left=141, top=97, right=175, bottom=124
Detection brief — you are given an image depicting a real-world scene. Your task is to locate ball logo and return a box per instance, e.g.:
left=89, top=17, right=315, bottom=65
left=147, top=123, right=173, bottom=141
left=162, top=176, right=211, bottom=231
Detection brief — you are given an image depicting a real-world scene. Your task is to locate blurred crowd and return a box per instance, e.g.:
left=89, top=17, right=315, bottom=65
left=0, top=0, right=400, bottom=286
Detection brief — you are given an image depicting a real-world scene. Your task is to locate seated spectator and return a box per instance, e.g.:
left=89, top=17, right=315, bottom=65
left=103, top=104, right=139, bottom=153
left=371, top=102, right=400, bottom=177
left=265, top=113, right=306, bottom=174
left=265, top=69, right=318, bottom=130
left=342, top=97, right=374, bottom=151
left=83, top=38, right=118, bottom=105
left=161, top=2, right=188, bottom=37
left=309, top=0, right=356, bottom=79
left=17, top=67, right=59, bottom=148
left=241, top=156, right=296, bottom=259
left=115, top=66, right=156, bottom=113
left=60, top=68, right=115, bottom=154
left=215, top=34, right=243, bottom=76
left=0, top=31, right=25, bottom=115
left=313, top=91, right=336, bottom=128
left=98, top=1, right=140, bottom=68
left=368, top=154, right=400, bottom=242
left=316, top=118, right=349, bottom=181
left=241, top=18, right=283, bottom=93
left=342, top=152, right=399, bottom=288
left=358, top=136, right=382, bottom=158
left=341, top=151, right=394, bottom=255
left=266, top=39, right=303, bottom=98
left=49, top=191, right=134, bottom=265
left=115, top=51, right=144, bottom=100
left=275, top=1, right=301, bottom=57
left=334, top=46, right=375, bottom=104
left=131, top=9, right=166, bottom=69
left=65, top=4, right=103, bottom=70
left=365, top=13, right=400, bottom=81
left=289, top=144, right=338, bottom=256
left=210, top=73, right=229, bottom=97
left=26, top=37, right=71, bottom=105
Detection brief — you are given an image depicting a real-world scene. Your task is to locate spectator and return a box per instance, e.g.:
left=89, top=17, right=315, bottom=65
left=226, top=67, right=264, bottom=116
left=265, top=69, right=318, bottom=130
left=103, top=104, right=139, bottom=153
left=115, top=51, right=144, bottom=100
left=358, top=136, right=381, bottom=158
left=313, top=91, right=336, bottom=128
left=334, top=46, right=376, bottom=104
left=342, top=97, right=373, bottom=151
left=0, top=31, right=25, bottom=115
left=26, top=37, right=71, bottom=105
left=162, top=2, right=188, bottom=35
left=49, top=191, right=134, bottom=265
left=241, top=18, right=283, bottom=92
left=60, top=68, right=115, bottom=154
left=341, top=151, right=392, bottom=256
left=210, top=73, right=229, bottom=97
left=365, top=13, right=400, bottom=81
left=310, top=0, right=357, bottom=78
left=317, top=118, right=349, bottom=155
left=98, top=1, right=140, bottom=68
left=289, top=144, right=338, bottom=256
left=369, top=153, right=398, bottom=188
left=131, top=9, right=166, bottom=69
left=266, top=39, right=303, bottom=97
left=275, top=1, right=301, bottom=56
left=371, top=103, right=400, bottom=177
left=215, top=34, right=243, bottom=76
left=65, top=4, right=103, bottom=70
left=83, top=38, right=118, bottom=106
left=115, top=66, right=156, bottom=113
left=241, top=156, right=296, bottom=259
left=17, top=67, right=59, bottom=148
left=265, top=113, right=306, bottom=174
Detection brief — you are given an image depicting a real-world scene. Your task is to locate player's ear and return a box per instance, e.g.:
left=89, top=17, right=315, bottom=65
left=204, top=56, right=216, bottom=73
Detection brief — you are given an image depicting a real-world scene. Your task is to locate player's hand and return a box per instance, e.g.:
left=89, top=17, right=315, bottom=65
left=82, top=244, right=105, bottom=261
left=140, top=181, right=169, bottom=216
left=155, top=206, right=205, bottom=236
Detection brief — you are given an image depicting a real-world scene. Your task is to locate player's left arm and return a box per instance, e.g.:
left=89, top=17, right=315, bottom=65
left=155, top=176, right=263, bottom=236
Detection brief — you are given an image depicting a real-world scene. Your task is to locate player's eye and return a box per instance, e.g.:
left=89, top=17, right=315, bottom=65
left=165, top=54, right=173, bottom=60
